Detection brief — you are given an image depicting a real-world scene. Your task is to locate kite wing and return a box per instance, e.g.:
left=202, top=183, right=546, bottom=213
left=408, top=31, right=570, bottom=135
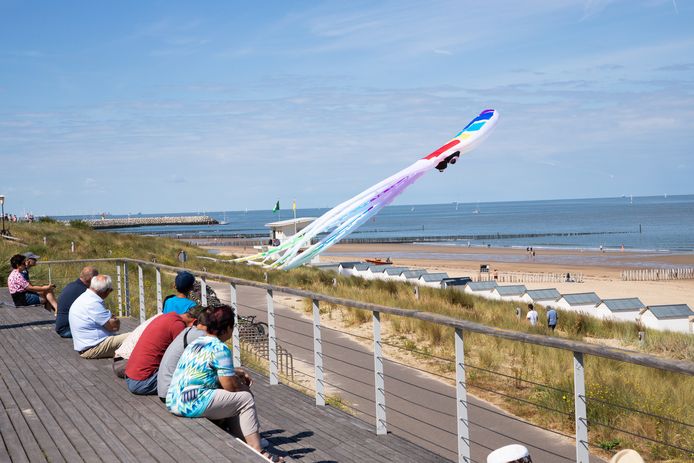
left=236, top=109, right=499, bottom=270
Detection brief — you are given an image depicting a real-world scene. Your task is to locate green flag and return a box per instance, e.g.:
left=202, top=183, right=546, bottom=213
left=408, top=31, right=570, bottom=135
left=272, top=201, right=280, bottom=213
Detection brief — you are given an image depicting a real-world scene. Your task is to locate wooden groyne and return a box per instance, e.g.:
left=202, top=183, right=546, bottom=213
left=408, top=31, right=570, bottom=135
left=81, top=215, right=218, bottom=229
left=621, top=268, right=694, bottom=281
left=483, top=271, right=584, bottom=284
left=341, top=230, right=634, bottom=244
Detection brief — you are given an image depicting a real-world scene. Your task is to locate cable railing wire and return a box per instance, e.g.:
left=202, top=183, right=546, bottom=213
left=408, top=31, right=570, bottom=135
left=320, top=352, right=376, bottom=374
left=585, top=395, right=694, bottom=429
left=466, top=401, right=575, bottom=440
left=385, top=389, right=457, bottom=419
left=469, top=383, right=572, bottom=417
left=388, top=406, right=457, bottom=437
left=321, top=365, right=375, bottom=389
left=589, top=418, right=694, bottom=454
left=319, top=337, right=374, bottom=357
left=320, top=324, right=374, bottom=342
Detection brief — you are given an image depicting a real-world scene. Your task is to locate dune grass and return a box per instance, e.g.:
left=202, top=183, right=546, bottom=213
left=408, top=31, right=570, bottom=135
left=1, top=222, right=692, bottom=460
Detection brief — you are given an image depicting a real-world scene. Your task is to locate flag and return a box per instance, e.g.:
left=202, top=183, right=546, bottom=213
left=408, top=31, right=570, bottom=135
left=292, top=200, right=296, bottom=211
left=272, top=201, right=280, bottom=213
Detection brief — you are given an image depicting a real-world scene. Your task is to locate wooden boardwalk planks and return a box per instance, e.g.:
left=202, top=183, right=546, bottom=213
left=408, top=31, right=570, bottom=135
left=1, top=289, right=447, bottom=462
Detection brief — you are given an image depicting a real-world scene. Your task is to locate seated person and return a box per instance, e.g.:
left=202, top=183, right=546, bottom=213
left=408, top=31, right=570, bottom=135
left=112, top=312, right=163, bottom=378
left=55, top=266, right=99, bottom=338
left=157, top=306, right=208, bottom=401
left=124, top=305, right=203, bottom=395
left=7, top=254, right=58, bottom=312
left=166, top=305, right=282, bottom=462
left=69, top=274, right=130, bottom=359
left=162, top=271, right=197, bottom=315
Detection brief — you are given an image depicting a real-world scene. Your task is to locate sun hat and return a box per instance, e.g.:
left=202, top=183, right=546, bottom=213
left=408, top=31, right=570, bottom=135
left=23, top=252, right=40, bottom=260
left=487, top=444, right=532, bottom=463
left=609, top=450, right=644, bottom=463
left=175, top=271, right=196, bottom=292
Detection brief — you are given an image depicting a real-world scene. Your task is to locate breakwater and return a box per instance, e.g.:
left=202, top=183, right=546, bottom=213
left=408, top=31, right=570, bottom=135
left=83, top=216, right=219, bottom=229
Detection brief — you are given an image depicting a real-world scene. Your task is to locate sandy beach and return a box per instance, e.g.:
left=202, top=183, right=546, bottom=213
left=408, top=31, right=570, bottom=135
left=204, top=242, right=694, bottom=308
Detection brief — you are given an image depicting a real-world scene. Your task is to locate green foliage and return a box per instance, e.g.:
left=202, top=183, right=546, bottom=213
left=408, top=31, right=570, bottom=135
left=37, top=216, right=57, bottom=223
left=69, top=220, right=92, bottom=229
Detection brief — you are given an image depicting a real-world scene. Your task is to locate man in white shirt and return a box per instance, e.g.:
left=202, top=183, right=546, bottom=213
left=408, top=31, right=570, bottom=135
left=69, top=274, right=130, bottom=359
left=526, top=303, right=538, bottom=327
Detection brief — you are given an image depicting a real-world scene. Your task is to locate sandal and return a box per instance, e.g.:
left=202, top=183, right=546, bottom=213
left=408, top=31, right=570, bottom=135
left=261, top=450, right=285, bottom=463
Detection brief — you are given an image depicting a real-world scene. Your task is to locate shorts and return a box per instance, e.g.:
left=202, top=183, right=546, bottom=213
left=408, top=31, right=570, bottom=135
left=25, top=292, right=41, bottom=305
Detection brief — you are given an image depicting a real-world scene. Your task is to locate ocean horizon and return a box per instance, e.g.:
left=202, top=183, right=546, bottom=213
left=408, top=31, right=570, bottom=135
left=56, top=194, right=694, bottom=253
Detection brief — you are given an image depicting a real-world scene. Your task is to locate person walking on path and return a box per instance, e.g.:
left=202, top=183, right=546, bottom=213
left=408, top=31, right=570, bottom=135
left=546, top=306, right=558, bottom=331
left=56, top=266, right=98, bottom=338
left=526, top=304, right=538, bottom=327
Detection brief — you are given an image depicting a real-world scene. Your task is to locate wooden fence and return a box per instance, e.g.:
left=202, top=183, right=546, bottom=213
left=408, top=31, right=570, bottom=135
left=479, top=271, right=584, bottom=284
left=621, top=268, right=694, bottom=281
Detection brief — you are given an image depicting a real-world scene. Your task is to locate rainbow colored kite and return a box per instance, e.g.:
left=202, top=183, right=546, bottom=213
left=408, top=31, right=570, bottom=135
left=236, top=109, right=499, bottom=270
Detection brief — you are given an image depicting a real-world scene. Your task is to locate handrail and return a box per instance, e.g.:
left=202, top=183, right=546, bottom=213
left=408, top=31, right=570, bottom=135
left=40, top=257, right=694, bottom=376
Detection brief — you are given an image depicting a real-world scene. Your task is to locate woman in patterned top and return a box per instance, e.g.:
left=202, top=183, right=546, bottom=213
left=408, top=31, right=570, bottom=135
left=166, top=304, right=283, bottom=462
left=7, top=254, right=58, bottom=312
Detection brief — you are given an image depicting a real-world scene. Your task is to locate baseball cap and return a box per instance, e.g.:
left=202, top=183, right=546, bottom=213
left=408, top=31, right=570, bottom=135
left=175, top=271, right=196, bottom=292
left=23, top=252, right=41, bottom=260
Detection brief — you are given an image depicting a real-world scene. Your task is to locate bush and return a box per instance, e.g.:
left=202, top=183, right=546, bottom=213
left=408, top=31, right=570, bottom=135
left=69, top=220, right=92, bottom=230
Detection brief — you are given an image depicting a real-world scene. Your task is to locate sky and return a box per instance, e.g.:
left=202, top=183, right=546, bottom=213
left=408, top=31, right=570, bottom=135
left=0, top=0, right=692, bottom=216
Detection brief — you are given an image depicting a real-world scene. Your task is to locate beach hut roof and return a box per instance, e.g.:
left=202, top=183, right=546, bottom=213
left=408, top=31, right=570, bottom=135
left=383, top=267, right=409, bottom=275
left=494, top=285, right=527, bottom=296
left=310, top=263, right=340, bottom=272
left=264, top=217, right=317, bottom=228
left=420, top=273, right=449, bottom=282
left=367, top=264, right=392, bottom=272
left=646, top=304, right=694, bottom=320
left=525, top=289, right=561, bottom=300
left=351, top=263, right=369, bottom=271
left=402, top=270, right=428, bottom=278
left=339, top=262, right=364, bottom=269
left=601, top=298, right=645, bottom=312
left=466, top=281, right=498, bottom=291
left=561, top=292, right=601, bottom=306
left=441, top=277, right=473, bottom=287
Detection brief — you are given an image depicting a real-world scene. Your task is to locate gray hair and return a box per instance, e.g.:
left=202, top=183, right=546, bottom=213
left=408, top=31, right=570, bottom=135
left=90, top=274, right=112, bottom=293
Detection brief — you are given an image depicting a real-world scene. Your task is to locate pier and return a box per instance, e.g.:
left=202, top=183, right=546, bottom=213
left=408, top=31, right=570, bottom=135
left=81, top=215, right=219, bottom=229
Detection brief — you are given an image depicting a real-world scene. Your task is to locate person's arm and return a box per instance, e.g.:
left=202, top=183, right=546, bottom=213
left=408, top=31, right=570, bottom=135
left=218, top=374, right=251, bottom=392
left=26, top=283, right=55, bottom=293
left=215, top=344, right=250, bottom=392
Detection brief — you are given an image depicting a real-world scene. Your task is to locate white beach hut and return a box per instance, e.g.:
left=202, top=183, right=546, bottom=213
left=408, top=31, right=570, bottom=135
left=521, top=288, right=561, bottom=306
left=382, top=267, right=409, bottom=281
left=594, top=298, right=645, bottom=322
left=441, top=277, right=473, bottom=289
left=555, top=292, right=601, bottom=314
left=417, top=273, right=450, bottom=288
left=363, top=264, right=392, bottom=280
left=337, top=262, right=363, bottom=276
left=489, top=285, right=528, bottom=302
left=639, top=304, right=694, bottom=334
left=310, top=262, right=341, bottom=274
left=399, top=270, right=428, bottom=283
left=346, top=263, right=370, bottom=278
left=463, top=281, right=498, bottom=298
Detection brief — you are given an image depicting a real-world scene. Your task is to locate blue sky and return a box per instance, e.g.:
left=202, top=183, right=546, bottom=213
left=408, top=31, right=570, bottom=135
left=1, top=0, right=692, bottom=216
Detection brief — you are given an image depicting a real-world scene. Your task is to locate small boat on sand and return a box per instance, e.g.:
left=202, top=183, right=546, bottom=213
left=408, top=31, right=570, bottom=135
left=365, top=257, right=392, bottom=265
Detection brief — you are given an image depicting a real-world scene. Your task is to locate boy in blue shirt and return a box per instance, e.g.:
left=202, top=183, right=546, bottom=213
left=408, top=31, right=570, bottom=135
left=162, top=271, right=197, bottom=315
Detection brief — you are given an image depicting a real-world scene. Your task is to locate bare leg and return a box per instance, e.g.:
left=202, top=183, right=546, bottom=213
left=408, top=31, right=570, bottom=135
left=245, top=432, right=262, bottom=452
left=44, top=290, right=58, bottom=313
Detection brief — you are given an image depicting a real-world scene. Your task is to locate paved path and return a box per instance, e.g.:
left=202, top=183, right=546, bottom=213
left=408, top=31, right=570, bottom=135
left=210, top=282, right=605, bottom=463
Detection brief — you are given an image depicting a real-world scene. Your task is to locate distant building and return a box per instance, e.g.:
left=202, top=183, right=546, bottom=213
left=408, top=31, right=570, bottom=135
left=363, top=264, right=392, bottom=280
left=310, top=262, right=341, bottom=274
left=398, top=270, right=428, bottom=283
left=381, top=267, right=409, bottom=281
left=417, top=273, right=449, bottom=288
left=594, top=298, right=645, bottom=322
left=265, top=218, right=316, bottom=245
left=463, top=281, right=498, bottom=298
left=341, top=263, right=369, bottom=277
left=441, top=277, right=473, bottom=289
left=640, top=304, right=694, bottom=334
left=337, top=262, right=364, bottom=276
left=489, top=285, right=527, bottom=302
left=521, top=288, right=561, bottom=306
left=555, top=292, right=601, bottom=314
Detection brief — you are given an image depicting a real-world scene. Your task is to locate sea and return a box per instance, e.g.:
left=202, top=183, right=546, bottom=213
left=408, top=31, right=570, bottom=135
left=63, top=194, right=694, bottom=254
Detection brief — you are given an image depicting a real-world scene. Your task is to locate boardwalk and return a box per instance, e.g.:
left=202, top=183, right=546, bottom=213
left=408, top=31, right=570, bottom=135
left=0, top=289, right=445, bottom=462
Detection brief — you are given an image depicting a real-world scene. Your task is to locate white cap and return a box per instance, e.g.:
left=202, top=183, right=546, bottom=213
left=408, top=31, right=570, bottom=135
left=609, top=450, right=644, bottom=463
left=487, top=444, right=531, bottom=463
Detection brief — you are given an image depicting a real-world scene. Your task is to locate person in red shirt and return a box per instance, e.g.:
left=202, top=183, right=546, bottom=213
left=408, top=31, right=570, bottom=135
left=125, top=306, right=203, bottom=395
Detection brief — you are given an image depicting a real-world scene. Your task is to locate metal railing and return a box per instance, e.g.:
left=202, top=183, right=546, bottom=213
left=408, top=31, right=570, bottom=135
left=40, top=258, right=694, bottom=463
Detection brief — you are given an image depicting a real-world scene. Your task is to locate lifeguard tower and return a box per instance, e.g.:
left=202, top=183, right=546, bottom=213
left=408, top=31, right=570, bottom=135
left=265, top=217, right=316, bottom=246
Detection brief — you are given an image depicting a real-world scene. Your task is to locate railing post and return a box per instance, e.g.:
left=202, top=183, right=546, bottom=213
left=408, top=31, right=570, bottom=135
left=455, top=328, right=471, bottom=462
left=116, top=264, right=123, bottom=317
left=123, top=263, right=131, bottom=317
left=312, top=299, right=325, bottom=406
left=573, top=352, right=590, bottom=463
left=373, top=311, right=386, bottom=435
left=155, top=267, right=163, bottom=314
left=230, top=283, right=241, bottom=367
left=137, top=264, right=145, bottom=323
left=200, top=277, right=208, bottom=307
left=267, top=289, right=279, bottom=385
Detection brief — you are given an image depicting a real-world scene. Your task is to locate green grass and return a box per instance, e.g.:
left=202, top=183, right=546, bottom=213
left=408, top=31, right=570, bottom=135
left=2, top=222, right=692, bottom=461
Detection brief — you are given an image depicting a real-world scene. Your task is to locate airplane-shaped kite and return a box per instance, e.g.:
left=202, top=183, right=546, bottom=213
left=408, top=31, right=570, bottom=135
left=235, top=109, right=499, bottom=270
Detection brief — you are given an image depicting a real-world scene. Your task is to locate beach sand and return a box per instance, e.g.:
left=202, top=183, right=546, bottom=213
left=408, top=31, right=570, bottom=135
left=202, top=242, right=694, bottom=308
